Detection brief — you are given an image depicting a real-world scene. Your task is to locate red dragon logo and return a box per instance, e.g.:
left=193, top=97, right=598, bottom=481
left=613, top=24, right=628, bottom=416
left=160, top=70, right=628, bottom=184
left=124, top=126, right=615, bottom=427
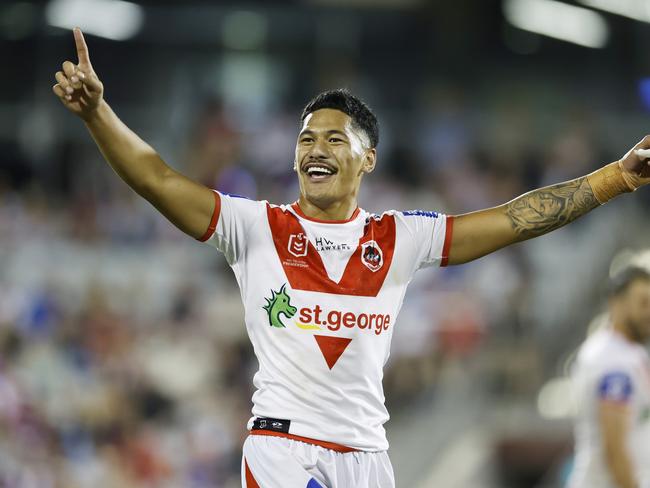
left=361, top=240, right=383, bottom=272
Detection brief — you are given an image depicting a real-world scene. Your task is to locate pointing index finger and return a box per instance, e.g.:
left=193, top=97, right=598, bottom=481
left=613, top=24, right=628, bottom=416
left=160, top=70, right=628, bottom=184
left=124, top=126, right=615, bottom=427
left=74, top=27, right=92, bottom=69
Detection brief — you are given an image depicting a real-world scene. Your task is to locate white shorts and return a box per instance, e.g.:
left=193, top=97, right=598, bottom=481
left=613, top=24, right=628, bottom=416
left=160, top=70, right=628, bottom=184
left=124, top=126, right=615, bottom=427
left=241, top=434, right=395, bottom=488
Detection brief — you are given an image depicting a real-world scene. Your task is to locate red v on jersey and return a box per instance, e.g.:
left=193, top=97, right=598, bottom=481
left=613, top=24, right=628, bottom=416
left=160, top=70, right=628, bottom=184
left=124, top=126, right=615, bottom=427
left=266, top=205, right=395, bottom=297
left=314, top=335, right=353, bottom=370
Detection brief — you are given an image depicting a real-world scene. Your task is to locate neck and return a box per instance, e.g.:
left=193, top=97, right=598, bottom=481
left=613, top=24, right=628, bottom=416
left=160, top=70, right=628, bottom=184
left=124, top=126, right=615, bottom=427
left=297, top=195, right=358, bottom=221
left=612, top=319, right=640, bottom=344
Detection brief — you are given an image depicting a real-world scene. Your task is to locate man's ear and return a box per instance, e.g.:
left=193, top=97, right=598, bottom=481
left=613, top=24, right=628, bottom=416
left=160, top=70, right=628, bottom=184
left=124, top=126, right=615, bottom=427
left=362, top=148, right=377, bottom=174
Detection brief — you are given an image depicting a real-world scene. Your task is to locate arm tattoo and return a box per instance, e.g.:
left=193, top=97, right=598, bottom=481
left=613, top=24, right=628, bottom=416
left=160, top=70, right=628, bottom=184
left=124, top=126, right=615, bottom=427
left=505, top=177, right=599, bottom=240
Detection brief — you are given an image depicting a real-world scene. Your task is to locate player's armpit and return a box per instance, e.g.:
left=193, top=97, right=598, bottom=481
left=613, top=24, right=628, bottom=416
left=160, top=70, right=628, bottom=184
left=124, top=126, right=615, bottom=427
left=599, top=401, right=638, bottom=488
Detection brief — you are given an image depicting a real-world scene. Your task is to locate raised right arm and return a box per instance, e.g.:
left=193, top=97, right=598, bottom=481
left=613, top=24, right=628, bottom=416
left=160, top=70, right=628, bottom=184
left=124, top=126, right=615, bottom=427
left=52, top=28, right=216, bottom=240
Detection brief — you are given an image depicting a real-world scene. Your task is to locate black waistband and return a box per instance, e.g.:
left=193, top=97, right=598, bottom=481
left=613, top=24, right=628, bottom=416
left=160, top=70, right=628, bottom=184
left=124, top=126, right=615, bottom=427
left=251, top=417, right=291, bottom=434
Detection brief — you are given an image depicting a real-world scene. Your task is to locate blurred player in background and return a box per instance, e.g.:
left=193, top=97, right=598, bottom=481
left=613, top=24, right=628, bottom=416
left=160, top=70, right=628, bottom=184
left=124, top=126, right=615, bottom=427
left=53, top=28, right=650, bottom=488
left=569, top=267, right=650, bottom=488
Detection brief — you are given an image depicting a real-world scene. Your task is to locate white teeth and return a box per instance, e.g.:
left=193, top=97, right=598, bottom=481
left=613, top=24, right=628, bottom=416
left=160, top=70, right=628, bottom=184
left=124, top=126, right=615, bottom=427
left=306, top=166, right=334, bottom=175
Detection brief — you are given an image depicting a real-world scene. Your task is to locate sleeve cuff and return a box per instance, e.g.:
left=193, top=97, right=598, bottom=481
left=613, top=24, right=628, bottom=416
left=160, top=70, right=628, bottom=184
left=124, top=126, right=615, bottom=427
left=440, top=215, right=455, bottom=267
left=197, top=190, right=221, bottom=242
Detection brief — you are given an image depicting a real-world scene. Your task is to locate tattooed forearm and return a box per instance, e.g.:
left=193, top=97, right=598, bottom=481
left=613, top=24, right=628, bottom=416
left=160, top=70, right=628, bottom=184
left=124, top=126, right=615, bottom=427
left=505, top=177, right=599, bottom=240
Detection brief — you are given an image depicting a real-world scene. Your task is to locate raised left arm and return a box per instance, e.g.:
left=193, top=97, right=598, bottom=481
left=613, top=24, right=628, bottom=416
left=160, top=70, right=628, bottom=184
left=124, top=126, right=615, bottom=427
left=447, top=137, right=650, bottom=265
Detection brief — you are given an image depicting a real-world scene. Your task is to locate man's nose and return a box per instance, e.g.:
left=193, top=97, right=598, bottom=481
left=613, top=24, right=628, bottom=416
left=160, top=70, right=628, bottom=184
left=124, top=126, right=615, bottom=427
left=308, top=139, right=329, bottom=159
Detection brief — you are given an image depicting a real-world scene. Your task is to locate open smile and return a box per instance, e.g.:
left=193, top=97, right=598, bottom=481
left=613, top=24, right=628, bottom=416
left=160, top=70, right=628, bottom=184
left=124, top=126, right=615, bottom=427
left=302, top=162, right=338, bottom=182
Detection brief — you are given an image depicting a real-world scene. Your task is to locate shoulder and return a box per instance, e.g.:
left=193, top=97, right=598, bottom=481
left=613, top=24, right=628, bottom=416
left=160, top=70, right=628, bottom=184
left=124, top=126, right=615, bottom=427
left=579, top=332, right=638, bottom=376
left=399, top=209, right=443, bottom=219
left=217, top=191, right=270, bottom=216
left=372, top=209, right=444, bottom=223
left=218, top=191, right=265, bottom=206
left=378, top=209, right=447, bottom=238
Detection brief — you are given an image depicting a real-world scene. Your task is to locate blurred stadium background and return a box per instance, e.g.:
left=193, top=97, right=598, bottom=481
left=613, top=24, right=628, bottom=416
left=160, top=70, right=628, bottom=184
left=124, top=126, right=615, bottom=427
left=2, top=0, right=650, bottom=486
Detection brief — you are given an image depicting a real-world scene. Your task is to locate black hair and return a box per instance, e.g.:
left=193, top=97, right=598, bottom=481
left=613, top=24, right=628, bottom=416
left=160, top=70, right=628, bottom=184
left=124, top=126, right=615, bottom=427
left=608, top=266, right=650, bottom=298
left=300, top=89, right=379, bottom=148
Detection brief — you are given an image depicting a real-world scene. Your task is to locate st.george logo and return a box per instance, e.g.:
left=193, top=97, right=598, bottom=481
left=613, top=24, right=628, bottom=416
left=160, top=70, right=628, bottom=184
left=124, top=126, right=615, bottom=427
left=361, top=241, right=383, bottom=272
left=288, top=233, right=308, bottom=257
left=263, top=284, right=297, bottom=328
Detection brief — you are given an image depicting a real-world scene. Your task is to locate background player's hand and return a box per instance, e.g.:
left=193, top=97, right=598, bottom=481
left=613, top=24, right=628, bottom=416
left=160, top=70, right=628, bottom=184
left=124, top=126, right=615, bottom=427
left=52, top=28, right=104, bottom=120
left=620, top=135, right=650, bottom=181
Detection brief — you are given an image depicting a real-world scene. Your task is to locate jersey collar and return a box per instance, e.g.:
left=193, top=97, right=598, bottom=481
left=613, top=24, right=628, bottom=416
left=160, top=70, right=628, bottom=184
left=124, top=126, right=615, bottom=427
left=291, top=202, right=361, bottom=224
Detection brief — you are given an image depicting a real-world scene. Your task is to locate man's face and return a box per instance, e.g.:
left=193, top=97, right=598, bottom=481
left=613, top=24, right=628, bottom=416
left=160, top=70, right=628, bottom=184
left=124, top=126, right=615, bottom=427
left=294, top=109, right=375, bottom=208
left=615, top=279, right=650, bottom=343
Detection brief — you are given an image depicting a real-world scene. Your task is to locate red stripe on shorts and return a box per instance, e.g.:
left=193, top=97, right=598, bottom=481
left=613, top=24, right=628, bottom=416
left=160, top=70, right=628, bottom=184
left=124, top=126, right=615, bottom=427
left=244, top=458, right=260, bottom=488
left=250, top=430, right=358, bottom=453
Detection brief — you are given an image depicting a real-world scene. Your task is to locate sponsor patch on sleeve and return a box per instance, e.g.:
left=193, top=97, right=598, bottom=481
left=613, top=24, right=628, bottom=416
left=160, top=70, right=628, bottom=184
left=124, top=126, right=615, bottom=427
left=597, top=372, right=634, bottom=403
left=402, top=210, right=439, bottom=218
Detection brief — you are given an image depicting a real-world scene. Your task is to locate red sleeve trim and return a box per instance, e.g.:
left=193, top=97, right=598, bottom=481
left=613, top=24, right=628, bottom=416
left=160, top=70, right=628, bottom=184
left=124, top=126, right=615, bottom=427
left=197, top=190, right=221, bottom=242
left=440, top=215, right=455, bottom=267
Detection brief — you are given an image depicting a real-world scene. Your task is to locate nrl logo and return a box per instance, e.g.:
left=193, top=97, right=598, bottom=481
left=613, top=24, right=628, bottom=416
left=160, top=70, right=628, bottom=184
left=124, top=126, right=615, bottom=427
left=288, top=233, right=308, bottom=257
left=361, top=240, right=383, bottom=272
left=262, top=284, right=297, bottom=328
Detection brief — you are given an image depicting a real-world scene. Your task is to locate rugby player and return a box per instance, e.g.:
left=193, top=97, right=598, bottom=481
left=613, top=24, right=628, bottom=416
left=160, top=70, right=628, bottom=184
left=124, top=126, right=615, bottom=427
left=569, top=267, right=650, bottom=488
left=53, top=28, right=650, bottom=488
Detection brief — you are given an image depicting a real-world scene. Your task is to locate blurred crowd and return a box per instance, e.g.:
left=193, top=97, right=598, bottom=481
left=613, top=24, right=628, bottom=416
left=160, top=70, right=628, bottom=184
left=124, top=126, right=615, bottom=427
left=1, top=77, right=650, bottom=487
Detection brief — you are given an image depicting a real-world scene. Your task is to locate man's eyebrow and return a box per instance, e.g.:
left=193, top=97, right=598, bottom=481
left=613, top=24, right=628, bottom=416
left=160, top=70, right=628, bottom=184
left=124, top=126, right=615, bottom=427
left=298, top=129, right=349, bottom=137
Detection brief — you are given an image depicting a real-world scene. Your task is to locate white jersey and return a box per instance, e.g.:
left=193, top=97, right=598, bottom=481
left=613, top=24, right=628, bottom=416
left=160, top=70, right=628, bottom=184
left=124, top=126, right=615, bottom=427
left=201, top=192, right=452, bottom=451
left=569, top=327, right=650, bottom=488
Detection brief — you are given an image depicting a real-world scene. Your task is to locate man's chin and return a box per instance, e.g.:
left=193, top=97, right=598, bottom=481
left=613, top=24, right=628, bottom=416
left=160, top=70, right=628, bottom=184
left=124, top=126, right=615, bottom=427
left=641, top=328, right=650, bottom=343
left=303, top=191, right=337, bottom=208
left=628, top=320, right=650, bottom=343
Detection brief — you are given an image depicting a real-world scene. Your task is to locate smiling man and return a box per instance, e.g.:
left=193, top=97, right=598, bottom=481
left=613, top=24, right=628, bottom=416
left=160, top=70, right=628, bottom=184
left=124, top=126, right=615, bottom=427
left=295, top=105, right=377, bottom=221
left=53, top=28, right=650, bottom=488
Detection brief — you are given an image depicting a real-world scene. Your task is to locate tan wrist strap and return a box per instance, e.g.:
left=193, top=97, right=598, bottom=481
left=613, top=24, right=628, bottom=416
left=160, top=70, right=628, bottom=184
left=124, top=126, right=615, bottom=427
left=586, top=161, right=638, bottom=204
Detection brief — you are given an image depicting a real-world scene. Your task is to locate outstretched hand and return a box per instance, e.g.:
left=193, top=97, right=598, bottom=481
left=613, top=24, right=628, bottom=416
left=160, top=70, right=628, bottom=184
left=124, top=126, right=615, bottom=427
left=52, top=28, right=104, bottom=120
left=620, top=135, right=650, bottom=181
